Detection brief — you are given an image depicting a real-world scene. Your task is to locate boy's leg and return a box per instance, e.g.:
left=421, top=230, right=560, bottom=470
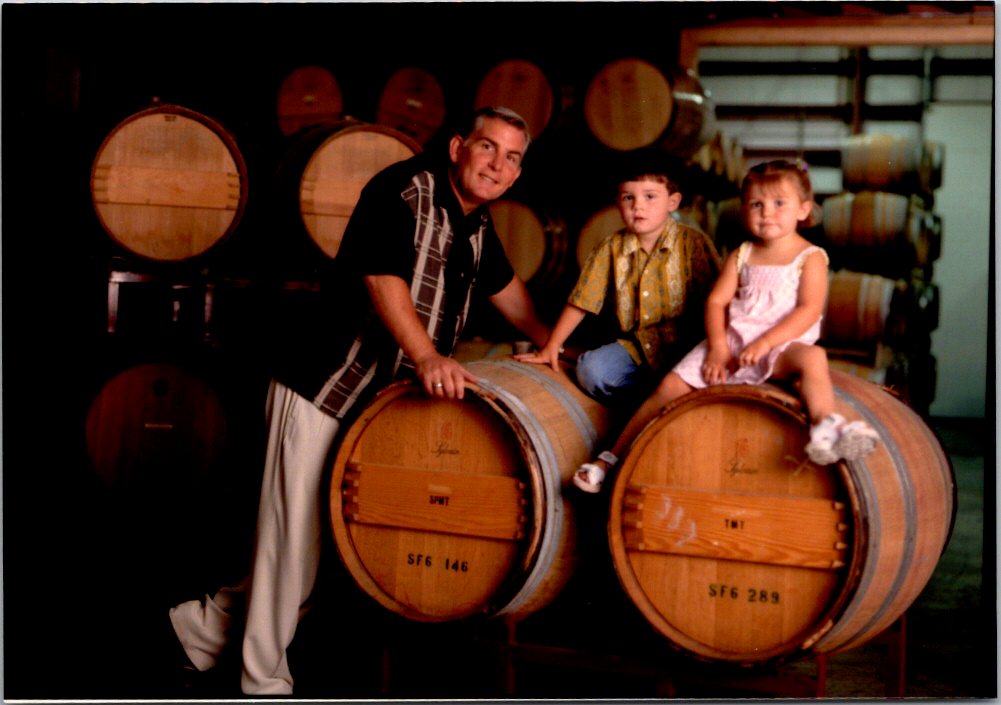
left=610, top=372, right=691, bottom=458
left=575, top=342, right=642, bottom=405
left=239, top=381, right=340, bottom=695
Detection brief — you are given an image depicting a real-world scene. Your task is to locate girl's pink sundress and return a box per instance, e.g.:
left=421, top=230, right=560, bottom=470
left=674, top=241, right=829, bottom=389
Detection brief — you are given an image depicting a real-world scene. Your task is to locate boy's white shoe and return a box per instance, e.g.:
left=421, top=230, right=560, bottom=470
left=834, top=420, right=880, bottom=461
left=806, top=413, right=846, bottom=465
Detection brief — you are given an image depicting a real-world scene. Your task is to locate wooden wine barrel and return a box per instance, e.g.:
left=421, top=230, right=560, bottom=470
left=892, top=276, right=940, bottom=342
left=822, top=191, right=939, bottom=278
left=276, top=65, right=343, bottom=137
left=91, top=104, right=248, bottom=262
left=608, top=369, right=954, bottom=664
left=376, top=66, right=447, bottom=146
left=657, top=67, right=716, bottom=160
left=692, top=131, right=719, bottom=175
left=821, top=270, right=901, bottom=356
left=85, top=363, right=228, bottom=493
left=722, top=132, right=747, bottom=184
left=675, top=199, right=711, bottom=235
left=841, top=134, right=943, bottom=196
left=488, top=200, right=568, bottom=286
left=827, top=357, right=887, bottom=386
left=584, top=60, right=714, bottom=157
left=330, top=359, right=611, bottom=622
left=584, top=58, right=673, bottom=151
left=921, top=140, right=945, bottom=193
left=276, top=120, right=422, bottom=259
left=890, top=351, right=937, bottom=416
left=473, top=59, right=557, bottom=142
left=709, top=196, right=749, bottom=257
left=918, top=209, right=943, bottom=265
left=696, top=132, right=745, bottom=185
left=576, top=205, right=623, bottom=268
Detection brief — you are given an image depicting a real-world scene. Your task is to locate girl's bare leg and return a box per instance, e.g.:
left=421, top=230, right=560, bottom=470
left=773, top=343, right=877, bottom=463
left=772, top=343, right=834, bottom=422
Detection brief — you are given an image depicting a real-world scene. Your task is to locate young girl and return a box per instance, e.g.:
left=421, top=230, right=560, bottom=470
left=575, top=159, right=879, bottom=493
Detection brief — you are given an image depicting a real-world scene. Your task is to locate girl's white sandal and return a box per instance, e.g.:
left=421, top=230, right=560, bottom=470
left=573, top=464, right=605, bottom=493
left=573, top=451, right=618, bottom=493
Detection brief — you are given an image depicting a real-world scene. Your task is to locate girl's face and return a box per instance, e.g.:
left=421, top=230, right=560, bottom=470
left=617, top=179, right=682, bottom=239
left=743, top=176, right=813, bottom=242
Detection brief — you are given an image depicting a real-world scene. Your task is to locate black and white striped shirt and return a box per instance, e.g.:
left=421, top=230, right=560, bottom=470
left=273, top=154, right=515, bottom=419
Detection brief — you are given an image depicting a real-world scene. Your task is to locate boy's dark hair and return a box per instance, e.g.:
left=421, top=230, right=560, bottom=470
left=616, top=148, right=686, bottom=194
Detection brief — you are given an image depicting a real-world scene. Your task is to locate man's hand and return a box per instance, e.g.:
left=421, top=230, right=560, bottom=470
left=413, top=352, right=479, bottom=400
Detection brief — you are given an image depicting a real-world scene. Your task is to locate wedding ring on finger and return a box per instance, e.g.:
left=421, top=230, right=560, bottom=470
left=433, top=382, right=444, bottom=389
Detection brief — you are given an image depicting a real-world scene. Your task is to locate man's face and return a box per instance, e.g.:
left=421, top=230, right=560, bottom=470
left=448, top=116, right=526, bottom=213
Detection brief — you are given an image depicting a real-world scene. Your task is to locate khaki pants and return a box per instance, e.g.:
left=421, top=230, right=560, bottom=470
left=170, top=380, right=340, bottom=695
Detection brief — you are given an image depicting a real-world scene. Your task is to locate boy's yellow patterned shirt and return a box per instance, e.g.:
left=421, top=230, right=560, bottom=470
left=569, top=217, right=721, bottom=370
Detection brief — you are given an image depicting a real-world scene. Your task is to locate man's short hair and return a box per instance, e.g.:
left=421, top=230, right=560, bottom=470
left=462, top=106, right=532, bottom=154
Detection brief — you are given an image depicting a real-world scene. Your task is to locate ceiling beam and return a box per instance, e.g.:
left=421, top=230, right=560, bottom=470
left=679, top=14, right=995, bottom=69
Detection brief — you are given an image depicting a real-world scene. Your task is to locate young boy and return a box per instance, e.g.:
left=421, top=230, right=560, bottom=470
left=516, top=150, right=721, bottom=413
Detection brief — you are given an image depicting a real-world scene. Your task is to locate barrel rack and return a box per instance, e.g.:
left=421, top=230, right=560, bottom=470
left=104, top=260, right=322, bottom=346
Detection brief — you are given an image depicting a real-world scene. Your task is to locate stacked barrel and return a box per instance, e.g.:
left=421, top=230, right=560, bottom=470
left=85, top=85, right=425, bottom=501
left=820, top=134, right=943, bottom=414
left=87, top=102, right=250, bottom=499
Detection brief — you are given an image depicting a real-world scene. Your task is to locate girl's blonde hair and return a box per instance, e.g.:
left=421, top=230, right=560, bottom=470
left=741, top=159, right=816, bottom=227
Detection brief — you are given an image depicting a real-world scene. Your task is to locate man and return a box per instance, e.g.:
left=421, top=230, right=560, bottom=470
left=169, top=106, right=549, bottom=695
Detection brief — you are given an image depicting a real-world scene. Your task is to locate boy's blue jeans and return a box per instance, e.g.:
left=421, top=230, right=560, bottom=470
left=575, top=342, right=649, bottom=406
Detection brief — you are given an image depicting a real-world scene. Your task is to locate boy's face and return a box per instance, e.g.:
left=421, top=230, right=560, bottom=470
left=617, top=179, right=682, bottom=239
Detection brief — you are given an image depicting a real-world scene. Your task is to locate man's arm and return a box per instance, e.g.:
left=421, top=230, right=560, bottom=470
left=363, top=273, right=478, bottom=400
left=488, top=275, right=551, bottom=350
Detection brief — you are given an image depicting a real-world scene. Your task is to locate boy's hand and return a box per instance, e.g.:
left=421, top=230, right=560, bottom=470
left=701, top=346, right=732, bottom=385
left=514, top=344, right=561, bottom=372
